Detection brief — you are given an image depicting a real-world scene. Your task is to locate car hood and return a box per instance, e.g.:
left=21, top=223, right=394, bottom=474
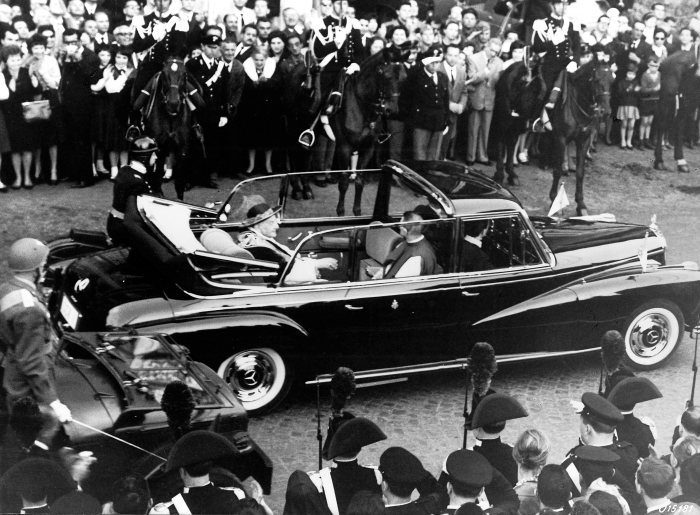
left=534, top=217, right=662, bottom=254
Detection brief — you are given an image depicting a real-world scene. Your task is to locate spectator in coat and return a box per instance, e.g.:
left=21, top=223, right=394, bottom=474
left=400, top=44, right=449, bottom=160
left=439, top=44, right=468, bottom=160
left=466, top=37, right=503, bottom=165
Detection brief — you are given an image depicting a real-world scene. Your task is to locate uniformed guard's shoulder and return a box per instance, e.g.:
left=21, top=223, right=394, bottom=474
left=238, top=231, right=260, bottom=248
left=0, top=286, right=38, bottom=313
left=149, top=501, right=173, bottom=514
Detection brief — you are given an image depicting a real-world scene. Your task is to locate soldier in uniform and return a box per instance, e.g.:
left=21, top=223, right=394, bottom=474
left=607, top=377, right=662, bottom=459
left=238, top=202, right=338, bottom=280
left=106, top=136, right=157, bottom=247
left=310, top=0, right=364, bottom=181
left=306, top=417, right=386, bottom=515
left=566, top=392, right=639, bottom=486
left=0, top=239, right=72, bottom=432
left=381, top=446, right=448, bottom=514
left=149, top=430, right=248, bottom=514
left=131, top=0, right=191, bottom=104
left=471, top=393, right=529, bottom=487
left=438, top=449, right=520, bottom=514
left=531, top=0, right=581, bottom=129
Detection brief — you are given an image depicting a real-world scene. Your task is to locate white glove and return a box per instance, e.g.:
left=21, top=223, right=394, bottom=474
left=152, top=22, right=166, bottom=42
left=551, top=27, right=565, bottom=45
left=566, top=61, right=578, bottom=73
left=532, top=19, right=547, bottom=34
left=333, top=28, right=347, bottom=48
left=50, top=399, right=72, bottom=423
left=346, top=62, right=360, bottom=75
left=218, top=116, right=228, bottom=127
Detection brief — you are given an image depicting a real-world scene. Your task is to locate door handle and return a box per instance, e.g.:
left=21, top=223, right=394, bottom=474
left=461, top=291, right=480, bottom=297
left=344, top=304, right=364, bottom=310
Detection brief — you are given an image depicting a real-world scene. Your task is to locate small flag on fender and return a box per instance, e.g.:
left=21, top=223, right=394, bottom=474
left=638, top=231, right=649, bottom=272
left=548, top=184, right=570, bottom=218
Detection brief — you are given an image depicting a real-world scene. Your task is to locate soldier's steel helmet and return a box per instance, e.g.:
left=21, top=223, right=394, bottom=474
left=8, top=238, right=49, bottom=272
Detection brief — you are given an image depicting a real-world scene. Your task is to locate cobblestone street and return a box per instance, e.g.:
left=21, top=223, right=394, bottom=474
left=249, top=336, right=695, bottom=511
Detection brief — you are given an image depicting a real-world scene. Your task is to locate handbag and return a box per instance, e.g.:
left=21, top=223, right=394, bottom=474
left=22, top=99, right=51, bottom=122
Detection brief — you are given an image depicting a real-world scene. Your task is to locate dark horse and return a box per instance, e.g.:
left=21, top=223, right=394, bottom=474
left=547, top=59, right=611, bottom=216
left=491, top=57, right=545, bottom=186
left=133, top=57, right=205, bottom=200
left=330, top=48, right=407, bottom=216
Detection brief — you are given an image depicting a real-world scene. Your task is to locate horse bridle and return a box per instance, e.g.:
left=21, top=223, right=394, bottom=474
left=371, top=61, right=402, bottom=144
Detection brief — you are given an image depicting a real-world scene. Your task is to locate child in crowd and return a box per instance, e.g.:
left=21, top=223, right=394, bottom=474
left=616, top=63, right=640, bottom=150
left=638, top=56, right=660, bottom=150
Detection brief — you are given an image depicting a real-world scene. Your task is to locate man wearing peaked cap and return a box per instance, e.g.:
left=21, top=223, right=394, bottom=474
left=307, top=417, right=386, bottom=515
left=566, top=392, right=639, bottom=486
left=149, top=430, right=246, bottom=514
left=438, top=449, right=520, bottom=514
left=380, top=447, right=448, bottom=514
left=399, top=42, right=449, bottom=160
left=608, top=377, right=662, bottom=458
left=471, top=394, right=528, bottom=487
left=560, top=445, right=620, bottom=498
left=0, top=457, right=76, bottom=514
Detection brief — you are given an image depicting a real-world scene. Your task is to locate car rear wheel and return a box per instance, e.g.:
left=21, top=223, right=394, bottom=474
left=218, top=347, right=291, bottom=415
left=623, top=300, right=684, bottom=370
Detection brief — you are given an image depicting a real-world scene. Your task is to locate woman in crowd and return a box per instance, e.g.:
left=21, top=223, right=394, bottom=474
left=616, top=63, right=640, bottom=150
left=651, top=29, right=668, bottom=61
left=91, top=44, right=114, bottom=176
left=26, top=33, right=60, bottom=185
left=103, top=46, right=135, bottom=179
left=512, top=429, right=550, bottom=515
left=268, top=30, right=288, bottom=63
left=369, top=36, right=386, bottom=56
left=1, top=44, right=40, bottom=189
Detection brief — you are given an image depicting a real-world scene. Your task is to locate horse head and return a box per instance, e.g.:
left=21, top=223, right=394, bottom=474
left=593, top=59, right=613, bottom=117
left=160, top=57, right=187, bottom=117
left=371, top=48, right=407, bottom=118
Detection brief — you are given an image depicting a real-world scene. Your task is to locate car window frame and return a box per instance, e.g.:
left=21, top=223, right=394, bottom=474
left=276, top=218, right=460, bottom=288
left=457, top=211, right=553, bottom=275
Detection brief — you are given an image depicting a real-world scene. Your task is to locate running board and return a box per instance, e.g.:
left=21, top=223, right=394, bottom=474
left=304, top=347, right=598, bottom=386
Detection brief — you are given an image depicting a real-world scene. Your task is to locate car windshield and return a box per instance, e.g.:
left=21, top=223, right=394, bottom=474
left=101, top=335, right=218, bottom=405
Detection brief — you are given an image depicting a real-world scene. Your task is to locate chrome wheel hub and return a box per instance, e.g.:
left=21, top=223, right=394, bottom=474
left=227, top=351, right=276, bottom=403
left=629, top=313, right=670, bottom=358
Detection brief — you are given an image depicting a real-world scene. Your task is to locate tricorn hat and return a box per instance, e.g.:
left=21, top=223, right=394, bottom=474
left=607, top=377, right=662, bottom=412
left=166, top=430, right=239, bottom=471
left=470, top=393, right=528, bottom=429
left=326, top=417, right=387, bottom=460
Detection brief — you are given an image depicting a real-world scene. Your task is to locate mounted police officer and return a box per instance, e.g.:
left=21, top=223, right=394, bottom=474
left=0, top=239, right=72, bottom=438
left=131, top=0, right=191, bottom=104
left=107, top=137, right=157, bottom=247
left=531, top=0, right=581, bottom=130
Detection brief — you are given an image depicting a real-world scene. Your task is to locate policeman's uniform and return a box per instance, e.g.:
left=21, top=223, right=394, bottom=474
left=107, top=162, right=153, bottom=247
left=305, top=417, right=386, bottom=515
left=185, top=34, right=229, bottom=186
left=0, top=277, right=58, bottom=409
left=531, top=6, right=581, bottom=103
left=311, top=12, right=364, bottom=112
left=150, top=430, right=246, bottom=515
left=607, top=377, right=662, bottom=459
left=471, top=393, right=529, bottom=487
left=565, top=393, right=640, bottom=488
left=131, top=7, right=190, bottom=103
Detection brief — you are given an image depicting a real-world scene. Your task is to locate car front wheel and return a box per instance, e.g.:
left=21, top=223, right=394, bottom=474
left=218, top=347, right=291, bottom=415
left=623, top=299, right=684, bottom=370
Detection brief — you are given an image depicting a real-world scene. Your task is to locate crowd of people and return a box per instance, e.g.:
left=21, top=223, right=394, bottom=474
left=0, top=0, right=696, bottom=193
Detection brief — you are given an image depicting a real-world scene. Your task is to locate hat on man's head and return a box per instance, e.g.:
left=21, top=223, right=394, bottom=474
left=580, top=392, right=623, bottom=427
left=444, top=450, right=493, bottom=489
left=167, top=430, right=239, bottom=471
left=607, top=377, right=662, bottom=413
left=242, top=202, right=282, bottom=227
left=420, top=44, right=443, bottom=66
left=379, top=447, right=426, bottom=486
left=202, top=33, right=222, bottom=46
left=51, top=491, right=102, bottom=515
left=326, top=417, right=387, bottom=460
left=2, top=458, right=76, bottom=505
left=470, top=393, right=528, bottom=430
left=571, top=445, right=620, bottom=486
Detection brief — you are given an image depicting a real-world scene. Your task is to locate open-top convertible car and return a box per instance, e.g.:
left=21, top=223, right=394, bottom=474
left=6, top=331, right=272, bottom=500
left=46, top=160, right=700, bottom=414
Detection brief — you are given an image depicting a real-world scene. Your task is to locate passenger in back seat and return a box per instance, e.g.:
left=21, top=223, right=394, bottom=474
left=371, top=211, right=442, bottom=280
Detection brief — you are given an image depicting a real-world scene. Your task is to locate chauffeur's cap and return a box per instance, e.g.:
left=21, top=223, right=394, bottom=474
left=326, top=417, right=387, bottom=460
left=571, top=445, right=620, bottom=485
left=420, top=44, right=443, bottom=66
left=167, top=430, right=239, bottom=471
left=202, top=33, right=222, bottom=46
left=607, top=377, right=662, bottom=413
left=444, top=450, right=493, bottom=488
left=470, top=393, right=528, bottom=430
left=379, top=447, right=426, bottom=486
left=580, top=392, right=624, bottom=427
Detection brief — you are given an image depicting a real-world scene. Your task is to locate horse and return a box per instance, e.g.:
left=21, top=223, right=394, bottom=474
left=548, top=59, right=611, bottom=216
left=133, top=57, right=206, bottom=200
left=330, top=48, right=407, bottom=216
left=491, top=56, right=545, bottom=186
